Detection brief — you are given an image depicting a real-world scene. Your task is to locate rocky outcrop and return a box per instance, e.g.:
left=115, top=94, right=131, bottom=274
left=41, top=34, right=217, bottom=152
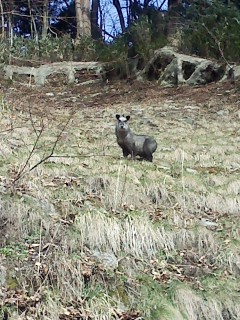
left=3, top=61, right=107, bottom=86
left=136, top=46, right=234, bottom=86
left=3, top=47, right=238, bottom=86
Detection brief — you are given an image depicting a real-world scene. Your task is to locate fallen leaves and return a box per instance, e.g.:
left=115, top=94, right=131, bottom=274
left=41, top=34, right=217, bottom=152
left=2, top=289, right=42, bottom=309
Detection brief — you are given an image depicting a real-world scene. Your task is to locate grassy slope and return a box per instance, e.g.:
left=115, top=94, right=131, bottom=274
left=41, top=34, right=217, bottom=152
left=0, top=82, right=240, bottom=319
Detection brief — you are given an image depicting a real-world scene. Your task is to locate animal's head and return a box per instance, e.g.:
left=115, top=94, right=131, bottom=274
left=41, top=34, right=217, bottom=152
left=116, top=114, right=130, bottom=131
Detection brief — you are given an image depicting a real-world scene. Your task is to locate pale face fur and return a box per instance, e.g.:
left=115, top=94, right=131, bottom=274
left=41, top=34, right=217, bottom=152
left=115, top=114, right=130, bottom=133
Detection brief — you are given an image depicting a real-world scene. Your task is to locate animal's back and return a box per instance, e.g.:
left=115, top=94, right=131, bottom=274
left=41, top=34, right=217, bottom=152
left=143, top=136, right=157, bottom=153
left=134, top=133, right=157, bottom=156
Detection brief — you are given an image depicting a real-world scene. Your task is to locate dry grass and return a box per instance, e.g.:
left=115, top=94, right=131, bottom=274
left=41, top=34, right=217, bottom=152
left=0, top=82, right=240, bottom=319
left=174, top=287, right=240, bottom=320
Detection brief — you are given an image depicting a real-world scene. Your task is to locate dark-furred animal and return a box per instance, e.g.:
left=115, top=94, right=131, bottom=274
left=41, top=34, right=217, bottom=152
left=115, top=114, right=157, bottom=162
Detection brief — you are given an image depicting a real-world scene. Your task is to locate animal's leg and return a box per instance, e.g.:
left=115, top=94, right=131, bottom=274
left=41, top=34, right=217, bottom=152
left=131, top=143, right=137, bottom=160
left=122, top=148, right=130, bottom=158
left=144, top=153, right=153, bottom=162
left=131, top=153, right=136, bottom=160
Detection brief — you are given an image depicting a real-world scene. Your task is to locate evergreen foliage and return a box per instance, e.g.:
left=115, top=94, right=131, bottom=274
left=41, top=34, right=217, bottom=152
left=181, top=0, right=240, bottom=62
left=0, top=1, right=240, bottom=65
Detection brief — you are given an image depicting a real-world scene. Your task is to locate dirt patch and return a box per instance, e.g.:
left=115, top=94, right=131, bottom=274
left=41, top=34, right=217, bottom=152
left=1, top=78, right=240, bottom=117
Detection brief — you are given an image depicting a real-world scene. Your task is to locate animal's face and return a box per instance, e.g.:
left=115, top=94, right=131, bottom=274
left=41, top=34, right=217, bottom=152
left=116, top=114, right=130, bottom=131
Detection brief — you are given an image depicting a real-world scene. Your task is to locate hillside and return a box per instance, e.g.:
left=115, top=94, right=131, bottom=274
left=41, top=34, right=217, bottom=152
left=0, top=79, right=240, bottom=319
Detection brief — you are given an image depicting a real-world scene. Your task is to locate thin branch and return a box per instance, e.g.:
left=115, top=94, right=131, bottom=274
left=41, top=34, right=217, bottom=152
left=12, top=108, right=75, bottom=184
left=201, top=22, right=235, bottom=81
left=13, top=125, right=44, bottom=184
left=51, top=153, right=119, bottom=158
left=202, top=23, right=231, bottom=68
left=28, top=115, right=72, bottom=173
left=0, top=126, right=26, bottom=134
left=101, top=28, right=115, bottom=39
left=158, top=0, right=167, bottom=11
left=119, top=162, right=128, bottom=206
left=28, top=97, right=39, bottom=136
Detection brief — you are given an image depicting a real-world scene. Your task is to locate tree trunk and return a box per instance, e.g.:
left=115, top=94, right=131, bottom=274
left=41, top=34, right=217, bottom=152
left=113, top=0, right=126, bottom=33
left=91, top=0, right=101, bottom=39
left=6, top=12, right=13, bottom=63
left=42, top=0, right=49, bottom=39
left=4, top=0, right=14, bottom=43
left=28, top=0, right=38, bottom=40
left=75, top=0, right=91, bottom=38
left=0, top=0, right=5, bottom=39
left=126, top=0, right=134, bottom=25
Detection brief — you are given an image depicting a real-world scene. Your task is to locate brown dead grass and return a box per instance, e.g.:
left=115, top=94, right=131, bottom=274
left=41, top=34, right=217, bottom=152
left=0, top=79, right=240, bottom=319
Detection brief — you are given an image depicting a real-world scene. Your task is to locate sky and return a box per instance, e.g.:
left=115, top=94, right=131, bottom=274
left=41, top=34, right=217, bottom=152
left=99, top=0, right=167, bottom=38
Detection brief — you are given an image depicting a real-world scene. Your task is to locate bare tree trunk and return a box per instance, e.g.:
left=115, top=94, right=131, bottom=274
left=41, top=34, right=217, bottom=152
left=28, top=0, right=33, bottom=37
left=91, top=0, right=101, bottom=39
left=4, top=0, right=14, bottom=43
left=99, top=1, right=103, bottom=33
left=75, top=0, right=83, bottom=38
left=6, top=11, right=13, bottom=64
left=28, top=0, right=38, bottom=40
left=7, top=13, right=13, bottom=47
left=75, top=0, right=91, bottom=38
left=113, top=0, right=126, bottom=33
left=0, top=0, right=5, bottom=39
left=126, top=0, right=132, bottom=25
left=42, top=0, right=49, bottom=39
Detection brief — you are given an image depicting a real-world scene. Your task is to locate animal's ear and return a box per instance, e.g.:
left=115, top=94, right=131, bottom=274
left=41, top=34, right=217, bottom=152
left=116, top=114, right=120, bottom=120
left=126, top=115, right=130, bottom=121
